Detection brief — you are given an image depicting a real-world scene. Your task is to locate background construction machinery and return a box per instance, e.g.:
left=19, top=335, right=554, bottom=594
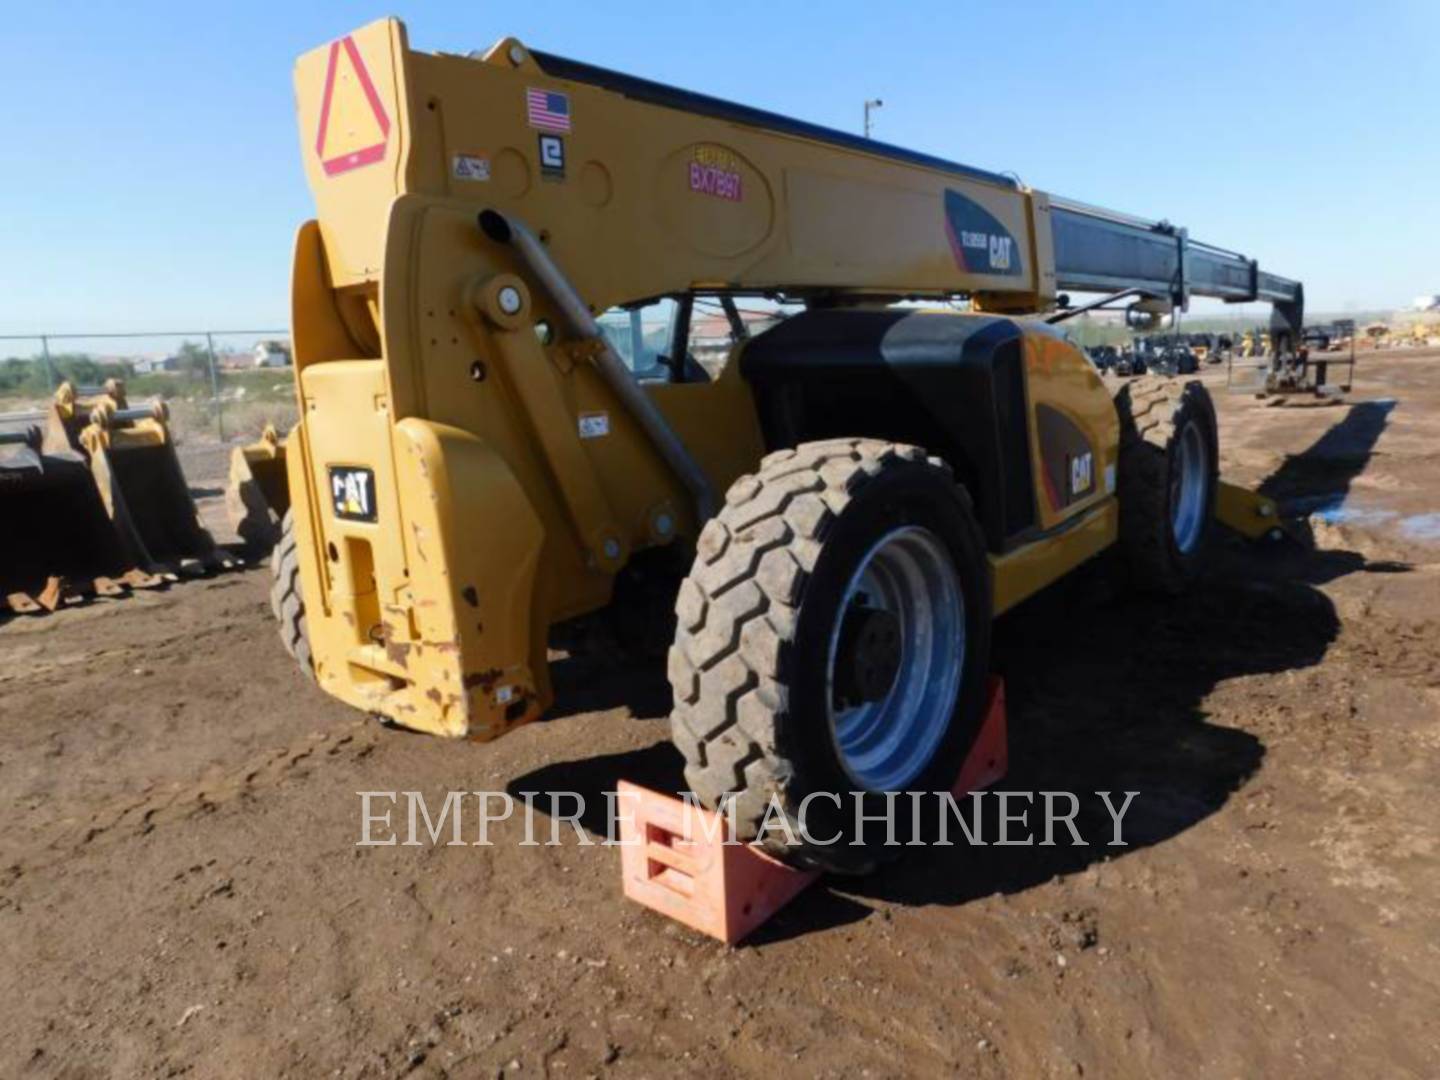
left=0, top=379, right=229, bottom=613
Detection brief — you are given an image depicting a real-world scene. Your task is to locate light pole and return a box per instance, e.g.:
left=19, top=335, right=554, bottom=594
left=863, top=98, right=883, bottom=138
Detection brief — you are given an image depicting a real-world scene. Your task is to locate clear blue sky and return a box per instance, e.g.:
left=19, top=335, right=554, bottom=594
left=2, top=0, right=1436, bottom=337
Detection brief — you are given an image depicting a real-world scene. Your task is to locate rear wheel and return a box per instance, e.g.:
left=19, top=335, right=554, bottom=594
left=668, top=438, right=991, bottom=874
left=269, top=508, right=313, bottom=678
left=1113, top=377, right=1219, bottom=593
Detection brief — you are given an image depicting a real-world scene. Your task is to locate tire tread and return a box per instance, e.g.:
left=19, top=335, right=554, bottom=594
left=270, top=509, right=314, bottom=678
left=668, top=438, right=966, bottom=874
left=1113, top=375, right=1217, bottom=593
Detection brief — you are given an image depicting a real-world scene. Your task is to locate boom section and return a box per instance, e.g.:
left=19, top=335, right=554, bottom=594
left=1049, top=197, right=1303, bottom=331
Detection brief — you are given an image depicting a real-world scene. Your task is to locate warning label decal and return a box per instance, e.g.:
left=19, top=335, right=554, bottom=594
left=315, top=36, right=391, bottom=177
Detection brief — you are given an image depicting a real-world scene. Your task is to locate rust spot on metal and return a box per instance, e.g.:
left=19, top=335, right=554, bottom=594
left=461, top=585, right=479, bottom=608
left=462, top=668, right=504, bottom=692
left=385, top=638, right=412, bottom=668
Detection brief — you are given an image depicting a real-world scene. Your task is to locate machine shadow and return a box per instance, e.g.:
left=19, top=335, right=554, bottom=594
left=841, top=555, right=1336, bottom=914
left=545, top=653, right=673, bottom=724
left=512, top=545, right=1341, bottom=940
left=1259, top=398, right=1395, bottom=515
left=1255, top=399, right=1410, bottom=584
left=509, top=652, right=683, bottom=836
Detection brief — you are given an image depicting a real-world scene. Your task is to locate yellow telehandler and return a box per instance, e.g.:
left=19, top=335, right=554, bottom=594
left=272, top=19, right=1292, bottom=870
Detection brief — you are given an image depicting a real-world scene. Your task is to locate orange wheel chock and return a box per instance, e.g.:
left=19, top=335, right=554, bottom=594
left=619, top=675, right=1008, bottom=944
left=953, top=675, right=1008, bottom=794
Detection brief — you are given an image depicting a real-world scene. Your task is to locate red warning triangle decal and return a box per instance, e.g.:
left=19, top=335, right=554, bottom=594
left=314, top=36, right=391, bottom=177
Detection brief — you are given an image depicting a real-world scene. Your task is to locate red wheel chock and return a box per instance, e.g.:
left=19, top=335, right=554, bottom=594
left=618, top=676, right=1008, bottom=944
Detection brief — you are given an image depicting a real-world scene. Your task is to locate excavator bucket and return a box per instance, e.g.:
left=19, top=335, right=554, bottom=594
left=225, top=423, right=290, bottom=553
left=41, top=380, right=233, bottom=577
left=0, top=425, right=162, bottom=613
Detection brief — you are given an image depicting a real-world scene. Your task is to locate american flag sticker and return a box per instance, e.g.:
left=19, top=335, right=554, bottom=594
left=526, top=88, right=571, bottom=133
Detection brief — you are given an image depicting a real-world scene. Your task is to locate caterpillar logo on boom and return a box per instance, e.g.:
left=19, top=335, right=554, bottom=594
left=959, top=231, right=1014, bottom=271
left=944, top=188, right=1022, bottom=276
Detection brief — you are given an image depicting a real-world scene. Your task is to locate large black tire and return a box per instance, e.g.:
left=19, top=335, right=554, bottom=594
left=667, top=438, right=991, bottom=875
left=1113, top=376, right=1219, bottom=593
left=269, top=509, right=314, bottom=678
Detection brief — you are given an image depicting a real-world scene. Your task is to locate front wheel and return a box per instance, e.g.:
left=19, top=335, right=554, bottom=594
left=1113, top=377, right=1219, bottom=593
left=667, top=439, right=991, bottom=874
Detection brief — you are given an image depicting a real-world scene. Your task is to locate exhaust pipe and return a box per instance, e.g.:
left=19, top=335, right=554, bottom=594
left=477, top=209, right=716, bottom=523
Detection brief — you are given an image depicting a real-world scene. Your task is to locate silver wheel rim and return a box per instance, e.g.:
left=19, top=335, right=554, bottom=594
left=825, top=525, right=965, bottom=792
left=1171, top=420, right=1208, bottom=555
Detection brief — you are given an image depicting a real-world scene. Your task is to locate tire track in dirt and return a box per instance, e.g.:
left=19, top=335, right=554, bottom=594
left=2, top=714, right=377, bottom=889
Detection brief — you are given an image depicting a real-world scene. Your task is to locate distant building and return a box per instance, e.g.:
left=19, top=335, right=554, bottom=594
left=253, top=340, right=292, bottom=368
left=1413, top=295, right=1440, bottom=312
left=132, top=355, right=179, bottom=374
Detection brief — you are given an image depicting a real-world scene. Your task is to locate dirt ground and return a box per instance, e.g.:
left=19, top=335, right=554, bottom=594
left=3, top=351, right=1439, bottom=1079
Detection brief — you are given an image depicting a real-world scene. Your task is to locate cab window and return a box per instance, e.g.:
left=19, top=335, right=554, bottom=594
left=596, top=294, right=799, bottom=383
left=688, top=296, right=796, bottom=379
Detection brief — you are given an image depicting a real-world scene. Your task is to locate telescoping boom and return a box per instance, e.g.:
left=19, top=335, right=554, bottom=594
left=524, top=47, right=1304, bottom=334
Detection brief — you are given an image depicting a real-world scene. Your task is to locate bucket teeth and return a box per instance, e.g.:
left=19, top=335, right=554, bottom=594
left=36, top=576, right=67, bottom=611
left=0, top=566, right=178, bottom=616
left=120, top=568, right=164, bottom=590
left=92, top=576, right=125, bottom=597
left=5, top=592, right=42, bottom=615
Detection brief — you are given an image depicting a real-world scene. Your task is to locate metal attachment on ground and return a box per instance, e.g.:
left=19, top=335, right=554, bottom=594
left=227, top=423, right=291, bottom=554
left=2, top=379, right=225, bottom=615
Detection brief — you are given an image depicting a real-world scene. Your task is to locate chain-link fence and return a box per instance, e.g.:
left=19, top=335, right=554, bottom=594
left=0, top=329, right=295, bottom=445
